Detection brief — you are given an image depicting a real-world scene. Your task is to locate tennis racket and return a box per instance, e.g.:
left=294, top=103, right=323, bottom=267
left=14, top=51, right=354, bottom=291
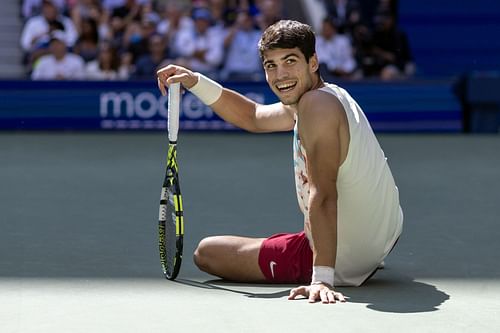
left=158, top=82, right=184, bottom=280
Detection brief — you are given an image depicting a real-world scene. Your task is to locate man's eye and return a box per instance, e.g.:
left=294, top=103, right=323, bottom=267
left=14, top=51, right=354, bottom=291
left=266, top=64, right=276, bottom=69
left=286, top=59, right=296, bottom=64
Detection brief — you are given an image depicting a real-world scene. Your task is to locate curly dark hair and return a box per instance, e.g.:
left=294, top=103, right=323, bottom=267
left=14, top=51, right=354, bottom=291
left=258, top=20, right=316, bottom=63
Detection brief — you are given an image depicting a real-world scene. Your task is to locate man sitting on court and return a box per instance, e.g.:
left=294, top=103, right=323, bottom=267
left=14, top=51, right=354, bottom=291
left=157, top=20, right=403, bottom=304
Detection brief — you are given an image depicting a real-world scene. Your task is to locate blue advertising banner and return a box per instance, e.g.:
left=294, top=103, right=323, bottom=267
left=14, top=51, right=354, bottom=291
left=0, top=79, right=462, bottom=132
left=0, top=80, right=277, bottom=131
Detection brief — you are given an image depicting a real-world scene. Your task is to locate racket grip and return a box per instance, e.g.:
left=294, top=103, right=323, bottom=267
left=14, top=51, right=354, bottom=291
left=168, top=82, right=181, bottom=142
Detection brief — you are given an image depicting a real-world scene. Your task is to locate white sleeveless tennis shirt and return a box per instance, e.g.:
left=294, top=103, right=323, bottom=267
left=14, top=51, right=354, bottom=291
left=293, top=83, right=403, bottom=286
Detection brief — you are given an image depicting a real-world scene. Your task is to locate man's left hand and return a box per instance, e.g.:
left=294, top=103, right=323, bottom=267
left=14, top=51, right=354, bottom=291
left=288, top=283, right=347, bottom=304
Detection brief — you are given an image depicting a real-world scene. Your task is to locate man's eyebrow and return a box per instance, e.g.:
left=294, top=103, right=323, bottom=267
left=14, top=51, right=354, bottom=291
left=281, top=52, right=301, bottom=60
left=263, top=53, right=301, bottom=66
left=263, top=59, right=274, bottom=66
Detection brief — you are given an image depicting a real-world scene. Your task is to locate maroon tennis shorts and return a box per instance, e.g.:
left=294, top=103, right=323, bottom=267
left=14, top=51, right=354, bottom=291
left=258, top=231, right=313, bottom=284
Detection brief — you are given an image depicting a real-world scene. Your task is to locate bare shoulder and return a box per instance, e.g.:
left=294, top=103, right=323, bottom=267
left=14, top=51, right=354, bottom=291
left=297, top=88, right=346, bottom=127
left=297, top=88, right=350, bottom=164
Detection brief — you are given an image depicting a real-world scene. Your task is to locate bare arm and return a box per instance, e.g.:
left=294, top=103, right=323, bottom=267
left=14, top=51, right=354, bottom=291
left=299, top=90, right=343, bottom=269
left=157, top=64, right=294, bottom=133
left=211, top=90, right=294, bottom=133
left=288, top=90, right=348, bottom=304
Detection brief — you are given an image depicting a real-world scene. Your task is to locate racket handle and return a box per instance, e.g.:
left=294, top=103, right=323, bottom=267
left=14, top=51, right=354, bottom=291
left=168, top=82, right=181, bottom=143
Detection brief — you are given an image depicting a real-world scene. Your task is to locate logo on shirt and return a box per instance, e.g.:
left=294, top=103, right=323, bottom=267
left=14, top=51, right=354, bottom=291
left=269, top=261, right=277, bottom=279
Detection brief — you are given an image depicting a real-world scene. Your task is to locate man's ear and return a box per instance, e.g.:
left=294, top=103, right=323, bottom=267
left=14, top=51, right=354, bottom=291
left=309, top=53, right=319, bottom=73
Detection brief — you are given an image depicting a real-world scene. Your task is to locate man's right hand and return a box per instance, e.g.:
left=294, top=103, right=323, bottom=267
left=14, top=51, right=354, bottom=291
left=288, top=283, right=347, bottom=304
left=156, top=65, right=199, bottom=96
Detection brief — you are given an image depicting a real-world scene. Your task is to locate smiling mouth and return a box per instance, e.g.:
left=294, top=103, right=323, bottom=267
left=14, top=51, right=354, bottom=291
left=275, top=81, right=297, bottom=92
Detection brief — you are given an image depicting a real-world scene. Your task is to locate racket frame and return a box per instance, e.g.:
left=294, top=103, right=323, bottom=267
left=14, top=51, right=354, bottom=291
left=158, top=83, right=184, bottom=280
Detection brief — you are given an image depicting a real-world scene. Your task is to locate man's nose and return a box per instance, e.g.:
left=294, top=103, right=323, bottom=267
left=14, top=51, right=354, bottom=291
left=276, top=65, right=289, bottom=80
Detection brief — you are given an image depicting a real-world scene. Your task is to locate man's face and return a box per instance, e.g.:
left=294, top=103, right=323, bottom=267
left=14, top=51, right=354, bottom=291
left=42, top=2, right=57, bottom=21
left=50, top=39, right=67, bottom=59
left=149, top=35, right=165, bottom=54
left=194, top=18, right=210, bottom=33
left=322, top=21, right=336, bottom=39
left=262, top=47, right=318, bottom=106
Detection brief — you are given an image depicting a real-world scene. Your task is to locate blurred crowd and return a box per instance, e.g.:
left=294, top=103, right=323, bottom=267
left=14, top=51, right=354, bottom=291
left=318, top=0, right=414, bottom=81
left=20, top=0, right=414, bottom=81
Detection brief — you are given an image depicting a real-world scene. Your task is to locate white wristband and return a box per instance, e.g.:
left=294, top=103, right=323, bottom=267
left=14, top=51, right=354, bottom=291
left=311, top=266, right=335, bottom=287
left=188, top=73, right=223, bottom=106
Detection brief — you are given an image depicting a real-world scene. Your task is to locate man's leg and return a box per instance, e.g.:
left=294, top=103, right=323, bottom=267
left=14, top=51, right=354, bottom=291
left=193, top=236, right=267, bottom=282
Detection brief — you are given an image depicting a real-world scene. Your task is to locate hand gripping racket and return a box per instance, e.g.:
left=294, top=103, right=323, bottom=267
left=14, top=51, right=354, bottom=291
left=158, top=82, right=184, bottom=280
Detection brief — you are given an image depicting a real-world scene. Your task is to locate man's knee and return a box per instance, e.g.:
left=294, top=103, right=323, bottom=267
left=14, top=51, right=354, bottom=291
left=193, top=237, right=218, bottom=273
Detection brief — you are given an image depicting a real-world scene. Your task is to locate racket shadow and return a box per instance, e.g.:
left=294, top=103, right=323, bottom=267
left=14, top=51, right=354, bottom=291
left=174, top=278, right=292, bottom=299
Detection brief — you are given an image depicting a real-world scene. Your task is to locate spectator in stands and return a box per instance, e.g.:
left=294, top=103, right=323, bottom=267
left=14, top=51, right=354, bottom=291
left=156, top=2, right=194, bottom=59
left=26, top=19, right=66, bottom=70
left=122, top=15, right=158, bottom=63
left=139, top=1, right=161, bottom=24
left=104, top=0, right=140, bottom=50
left=109, top=0, right=141, bottom=35
left=21, top=0, right=78, bottom=60
left=174, top=7, right=224, bottom=79
left=323, top=0, right=361, bottom=35
left=132, top=33, right=169, bottom=79
left=69, top=0, right=101, bottom=33
left=220, top=9, right=263, bottom=81
left=254, top=0, right=283, bottom=30
left=104, top=13, right=125, bottom=50
left=371, top=10, right=414, bottom=80
left=217, top=0, right=242, bottom=27
left=73, top=18, right=100, bottom=62
left=31, top=30, right=85, bottom=80
left=316, top=17, right=357, bottom=79
left=85, top=41, right=130, bottom=80
left=207, top=0, right=229, bottom=35
left=377, top=0, right=398, bottom=21
left=22, top=0, right=66, bottom=20
left=68, top=0, right=113, bottom=43
left=351, top=23, right=379, bottom=78
left=350, top=0, right=380, bottom=30
left=101, top=0, right=149, bottom=12
left=102, top=0, right=125, bottom=12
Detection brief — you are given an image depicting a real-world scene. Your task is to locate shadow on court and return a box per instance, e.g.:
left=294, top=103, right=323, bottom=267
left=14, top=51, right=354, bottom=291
left=343, top=274, right=450, bottom=313
left=175, top=271, right=450, bottom=313
left=175, top=279, right=292, bottom=299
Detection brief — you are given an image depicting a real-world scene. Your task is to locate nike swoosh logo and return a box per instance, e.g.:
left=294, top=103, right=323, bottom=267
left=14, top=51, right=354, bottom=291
left=269, top=261, right=277, bottom=279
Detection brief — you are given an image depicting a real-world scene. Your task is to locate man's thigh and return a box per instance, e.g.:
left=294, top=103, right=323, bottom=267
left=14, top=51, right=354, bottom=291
left=194, top=235, right=267, bottom=282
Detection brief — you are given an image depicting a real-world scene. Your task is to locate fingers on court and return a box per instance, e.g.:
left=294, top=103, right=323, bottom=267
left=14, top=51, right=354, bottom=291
left=288, top=286, right=308, bottom=300
left=308, top=289, right=319, bottom=303
left=289, top=286, right=347, bottom=304
left=336, top=292, right=347, bottom=303
left=320, top=289, right=332, bottom=304
left=326, top=290, right=336, bottom=304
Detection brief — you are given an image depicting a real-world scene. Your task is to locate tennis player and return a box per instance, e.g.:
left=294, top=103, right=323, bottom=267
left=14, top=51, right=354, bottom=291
left=157, top=20, right=403, bottom=304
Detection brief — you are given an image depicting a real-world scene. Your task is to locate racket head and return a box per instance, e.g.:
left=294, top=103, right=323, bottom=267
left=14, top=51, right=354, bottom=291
left=158, top=143, right=184, bottom=280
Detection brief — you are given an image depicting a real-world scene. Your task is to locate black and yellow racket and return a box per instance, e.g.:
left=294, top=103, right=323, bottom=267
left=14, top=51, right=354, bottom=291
left=158, top=82, right=184, bottom=280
